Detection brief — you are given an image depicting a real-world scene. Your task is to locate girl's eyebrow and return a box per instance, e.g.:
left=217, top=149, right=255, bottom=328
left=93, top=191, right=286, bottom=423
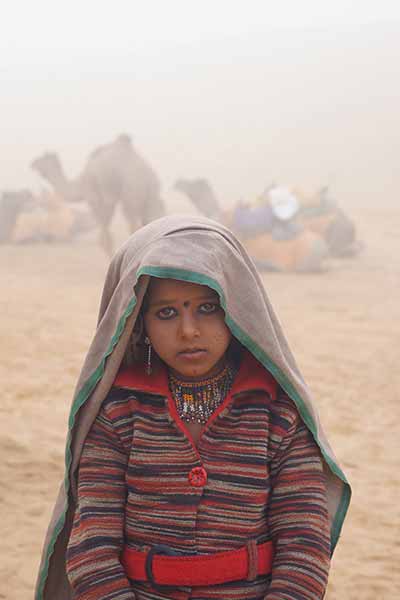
left=149, top=294, right=219, bottom=309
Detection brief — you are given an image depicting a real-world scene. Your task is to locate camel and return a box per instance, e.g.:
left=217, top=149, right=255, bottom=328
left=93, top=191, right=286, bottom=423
left=0, top=189, right=35, bottom=242
left=176, top=178, right=361, bottom=263
left=293, top=186, right=360, bottom=257
left=11, top=189, right=95, bottom=244
left=174, top=178, right=329, bottom=273
left=174, top=178, right=220, bottom=220
left=32, top=134, right=165, bottom=255
left=0, top=188, right=94, bottom=244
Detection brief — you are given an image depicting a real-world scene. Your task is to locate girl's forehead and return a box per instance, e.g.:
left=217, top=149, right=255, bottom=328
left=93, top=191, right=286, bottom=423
left=147, top=278, right=217, bottom=301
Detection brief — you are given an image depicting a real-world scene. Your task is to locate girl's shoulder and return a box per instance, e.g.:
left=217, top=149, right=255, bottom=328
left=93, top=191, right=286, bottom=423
left=102, top=366, right=167, bottom=418
left=100, top=386, right=138, bottom=423
left=269, top=386, right=301, bottom=437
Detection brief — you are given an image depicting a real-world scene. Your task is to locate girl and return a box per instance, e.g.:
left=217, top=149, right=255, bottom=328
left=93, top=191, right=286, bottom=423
left=35, top=215, right=350, bottom=600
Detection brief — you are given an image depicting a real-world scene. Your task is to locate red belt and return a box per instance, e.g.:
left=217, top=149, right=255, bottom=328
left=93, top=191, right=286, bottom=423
left=121, top=540, right=273, bottom=587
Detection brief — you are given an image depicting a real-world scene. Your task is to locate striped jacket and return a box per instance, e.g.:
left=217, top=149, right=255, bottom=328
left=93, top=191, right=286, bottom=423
left=66, top=352, right=330, bottom=600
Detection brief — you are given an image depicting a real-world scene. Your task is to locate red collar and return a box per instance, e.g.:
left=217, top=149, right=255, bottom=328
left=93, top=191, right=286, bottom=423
left=113, top=350, right=276, bottom=400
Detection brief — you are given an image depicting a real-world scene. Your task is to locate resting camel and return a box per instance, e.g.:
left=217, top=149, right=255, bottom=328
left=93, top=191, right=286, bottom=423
left=0, top=189, right=35, bottom=243
left=174, top=178, right=329, bottom=273
left=32, top=134, right=165, bottom=255
left=293, top=186, right=360, bottom=257
left=0, top=188, right=94, bottom=244
left=175, top=179, right=355, bottom=271
left=13, top=190, right=94, bottom=243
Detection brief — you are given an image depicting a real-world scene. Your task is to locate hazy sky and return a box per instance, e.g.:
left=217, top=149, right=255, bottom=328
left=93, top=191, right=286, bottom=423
left=1, top=1, right=399, bottom=206
left=2, top=0, right=400, bottom=64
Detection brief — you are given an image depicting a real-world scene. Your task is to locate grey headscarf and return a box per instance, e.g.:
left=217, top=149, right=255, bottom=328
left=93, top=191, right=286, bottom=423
left=35, top=215, right=351, bottom=600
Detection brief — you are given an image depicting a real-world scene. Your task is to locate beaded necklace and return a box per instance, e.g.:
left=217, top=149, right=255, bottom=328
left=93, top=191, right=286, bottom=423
left=169, top=362, right=236, bottom=425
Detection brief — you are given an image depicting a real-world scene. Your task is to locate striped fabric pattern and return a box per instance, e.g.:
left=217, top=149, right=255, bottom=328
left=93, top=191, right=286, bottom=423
left=66, top=378, right=330, bottom=600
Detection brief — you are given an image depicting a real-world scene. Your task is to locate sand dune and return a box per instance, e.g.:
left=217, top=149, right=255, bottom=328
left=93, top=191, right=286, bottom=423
left=1, top=206, right=399, bottom=599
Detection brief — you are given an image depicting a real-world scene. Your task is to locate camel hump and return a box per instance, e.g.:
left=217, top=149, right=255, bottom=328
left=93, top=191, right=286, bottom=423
left=31, top=152, right=62, bottom=179
left=88, top=133, right=133, bottom=161
left=115, top=133, right=132, bottom=146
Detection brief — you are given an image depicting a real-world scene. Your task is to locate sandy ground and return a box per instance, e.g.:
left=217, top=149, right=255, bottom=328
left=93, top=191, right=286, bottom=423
left=1, top=205, right=399, bottom=599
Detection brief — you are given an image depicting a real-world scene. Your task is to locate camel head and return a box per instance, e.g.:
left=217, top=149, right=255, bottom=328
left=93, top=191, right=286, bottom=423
left=173, top=178, right=190, bottom=194
left=31, top=152, right=63, bottom=181
left=174, top=178, right=220, bottom=219
left=115, top=133, right=132, bottom=146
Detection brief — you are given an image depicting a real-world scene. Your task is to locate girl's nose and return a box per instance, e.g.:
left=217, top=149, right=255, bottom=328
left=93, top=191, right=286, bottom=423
left=179, top=312, right=200, bottom=339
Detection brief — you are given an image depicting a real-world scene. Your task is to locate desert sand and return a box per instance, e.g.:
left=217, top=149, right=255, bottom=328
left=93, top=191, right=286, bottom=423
left=1, top=205, right=399, bottom=599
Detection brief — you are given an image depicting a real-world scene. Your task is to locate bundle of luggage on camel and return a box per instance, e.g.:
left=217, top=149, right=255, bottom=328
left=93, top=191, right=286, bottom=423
left=229, top=185, right=363, bottom=272
left=174, top=178, right=363, bottom=273
left=0, top=188, right=94, bottom=244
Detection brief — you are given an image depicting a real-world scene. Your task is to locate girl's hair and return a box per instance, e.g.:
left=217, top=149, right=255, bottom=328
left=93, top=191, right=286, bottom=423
left=124, top=311, right=146, bottom=367
left=123, top=284, right=151, bottom=367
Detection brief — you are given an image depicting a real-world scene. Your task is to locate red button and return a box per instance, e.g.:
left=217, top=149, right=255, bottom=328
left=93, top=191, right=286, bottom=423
left=188, top=466, right=207, bottom=487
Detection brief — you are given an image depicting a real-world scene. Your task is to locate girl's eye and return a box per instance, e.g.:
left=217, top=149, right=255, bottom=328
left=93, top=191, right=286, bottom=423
left=199, top=302, right=219, bottom=314
left=156, top=307, right=177, bottom=320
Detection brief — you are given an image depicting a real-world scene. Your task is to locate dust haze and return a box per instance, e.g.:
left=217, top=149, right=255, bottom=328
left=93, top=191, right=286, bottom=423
left=1, top=17, right=400, bottom=600
left=1, top=23, right=399, bottom=207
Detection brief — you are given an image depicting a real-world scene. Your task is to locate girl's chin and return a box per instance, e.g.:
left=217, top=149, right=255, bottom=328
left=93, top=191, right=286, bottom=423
left=172, top=366, right=211, bottom=379
left=170, top=359, right=225, bottom=380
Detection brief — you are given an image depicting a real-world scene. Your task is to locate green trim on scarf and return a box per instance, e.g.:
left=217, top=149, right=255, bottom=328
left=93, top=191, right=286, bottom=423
left=36, top=265, right=350, bottom=596
left=330, top=483, right=351, bottom=551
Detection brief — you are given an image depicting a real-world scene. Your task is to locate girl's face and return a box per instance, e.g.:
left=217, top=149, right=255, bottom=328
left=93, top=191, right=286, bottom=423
left=143, top=278, right=232, bottom=379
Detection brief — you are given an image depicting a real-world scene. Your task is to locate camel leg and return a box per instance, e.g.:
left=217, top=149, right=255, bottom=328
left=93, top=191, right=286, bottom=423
left=93, top=215, right=114, bottom=256
left=119, top=196, right=139, bottom=233
left=87, top=191, right=116, bottom=256
left=97, top=226, right=113, bottom=257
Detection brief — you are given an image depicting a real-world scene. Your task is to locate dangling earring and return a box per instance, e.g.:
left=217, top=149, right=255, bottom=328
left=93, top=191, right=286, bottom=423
left=144, top=336, right=152, bottom=375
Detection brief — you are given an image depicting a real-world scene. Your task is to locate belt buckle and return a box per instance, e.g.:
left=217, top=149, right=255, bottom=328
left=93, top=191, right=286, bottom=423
left=145, top=544, right=181, bottom=590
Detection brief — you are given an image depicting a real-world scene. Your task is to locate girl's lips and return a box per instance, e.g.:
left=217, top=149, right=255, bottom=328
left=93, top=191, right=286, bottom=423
left=178, top=349, right=207, bottom=360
